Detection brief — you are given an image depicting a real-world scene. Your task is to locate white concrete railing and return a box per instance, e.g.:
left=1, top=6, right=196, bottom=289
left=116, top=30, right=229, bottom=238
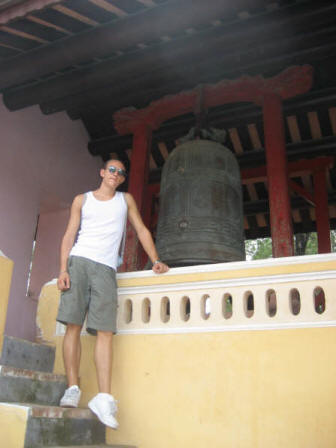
left=116, top=253, right=336, bottom=334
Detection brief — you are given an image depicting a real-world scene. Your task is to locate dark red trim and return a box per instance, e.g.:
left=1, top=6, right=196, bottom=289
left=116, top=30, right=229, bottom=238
left=314, top=169, right=331, bottom=253
left=263, top=93, right=294, bottom=257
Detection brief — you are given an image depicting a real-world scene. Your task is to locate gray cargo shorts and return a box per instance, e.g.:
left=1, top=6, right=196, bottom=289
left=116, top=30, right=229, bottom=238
left=57, top=255, right=118, bottom=335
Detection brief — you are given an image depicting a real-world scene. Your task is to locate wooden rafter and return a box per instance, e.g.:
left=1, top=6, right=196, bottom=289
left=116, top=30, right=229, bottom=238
left=228, top=128, right=244, bottom=154
left=149, top=154, right=157, bottom=170
left=247, top=123, right=262, bottom=150
left=52, top=4, right=98, bottom=26
left=157, top=142, right=169, bottom=160
left=287, top=115, right=301, bottom=143
left=137, top=0, right=156, bottom=6
left=307, top=111, right=322, bottom=139
left=0, top=41, right=22, bottom=51
left=0, top=25, right=48, bottom=43
left=26, top=14, right=71, bottom=35
left=88, top=0, right=127, bottom=18
left=289, top=179, right=315, bottom=206
left=0, top=0, right=63, bottom=25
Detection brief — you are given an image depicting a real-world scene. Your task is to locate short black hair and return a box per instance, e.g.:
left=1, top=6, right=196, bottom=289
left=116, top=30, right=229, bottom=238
left=103, top=158, right=126, bottom=170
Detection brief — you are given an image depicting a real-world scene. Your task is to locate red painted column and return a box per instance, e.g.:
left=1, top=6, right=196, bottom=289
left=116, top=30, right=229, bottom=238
left=123, top=124, right=152, bottom=271
left=138, top=185, right=155, bottom=269
left=262, top=93, right=294, bottom=257
left=313, top=169, right=331, bottom=253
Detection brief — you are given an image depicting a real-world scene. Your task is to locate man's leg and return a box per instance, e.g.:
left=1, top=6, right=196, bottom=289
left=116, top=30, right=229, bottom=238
left=63, top=323, right=82, bottom=387
left=87, top=262, right=118, bottom=428
left=88, top=330, right=118, bottom=429
left=59, top=323, right=82, bottom=407
left=95, top=330, right=113, bottom=393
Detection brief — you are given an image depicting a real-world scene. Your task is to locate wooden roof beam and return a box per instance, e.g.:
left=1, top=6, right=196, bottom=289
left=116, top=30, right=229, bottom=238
left=26, top=14, right=72, bottom=35
left=3, top=1, right=336, bottom=110
left=0, top=0, right=260, bottom=89
left=112, top=66, right=313, bottom=135
left=0, top=0, right=62, bottom=25
left=87, top=0, right=128, bottom=18
left=84, top=86, right=336, bottom=150
left=243, top=192, right=336, bottom=217
left=51, top=4, right=98, bottom=26
left=241, top=157, right=334, bottom=183
left=40, top=31, right=336, bottom=118
left=0, top=25, right=48, bottom=43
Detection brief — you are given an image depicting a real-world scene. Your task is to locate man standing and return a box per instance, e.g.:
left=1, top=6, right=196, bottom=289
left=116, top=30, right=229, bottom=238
left=56, top=159, right=168, bottom=429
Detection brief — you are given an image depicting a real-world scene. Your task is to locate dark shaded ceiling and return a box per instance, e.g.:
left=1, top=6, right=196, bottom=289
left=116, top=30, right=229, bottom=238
left=0, top=0, right=336, bottom=240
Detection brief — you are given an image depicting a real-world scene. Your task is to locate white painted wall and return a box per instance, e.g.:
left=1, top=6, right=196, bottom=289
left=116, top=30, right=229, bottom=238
left=0, top=99, right=101, bottom=341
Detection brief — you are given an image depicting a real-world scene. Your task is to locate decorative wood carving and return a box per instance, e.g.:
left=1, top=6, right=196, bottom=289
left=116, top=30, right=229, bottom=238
left=114, top=65, right=313, bottom=135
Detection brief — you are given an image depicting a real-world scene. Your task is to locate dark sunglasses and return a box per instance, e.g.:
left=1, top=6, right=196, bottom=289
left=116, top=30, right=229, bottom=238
left=107, top=166, right=127, bottom=177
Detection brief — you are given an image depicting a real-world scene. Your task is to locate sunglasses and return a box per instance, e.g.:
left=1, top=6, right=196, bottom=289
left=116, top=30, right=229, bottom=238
left=107, top=166, right=127, bottom=177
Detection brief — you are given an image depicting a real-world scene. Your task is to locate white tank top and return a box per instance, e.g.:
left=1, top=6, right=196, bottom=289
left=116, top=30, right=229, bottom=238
left=70, top=191, right=128, bottom=269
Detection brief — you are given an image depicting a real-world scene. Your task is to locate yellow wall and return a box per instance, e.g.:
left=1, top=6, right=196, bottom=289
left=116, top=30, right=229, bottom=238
left=0, top=404, right=28, bottom=448
left=38, top=278, right=336, bottom=448
left=109, top=328, right=336, bottom=448
left=0, top=254, right=13, bottom=354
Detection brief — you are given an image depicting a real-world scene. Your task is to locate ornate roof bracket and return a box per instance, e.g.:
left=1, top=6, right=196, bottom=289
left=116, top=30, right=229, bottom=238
left=113, top=65, right=314, bottom=135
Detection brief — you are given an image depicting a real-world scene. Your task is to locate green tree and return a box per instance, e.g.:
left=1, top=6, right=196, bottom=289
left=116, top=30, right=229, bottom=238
left=245, top=238, right=272, bottom=260
left=245, top=231, right=336, bottom=260
left=331, top=231, right=336, bottom=252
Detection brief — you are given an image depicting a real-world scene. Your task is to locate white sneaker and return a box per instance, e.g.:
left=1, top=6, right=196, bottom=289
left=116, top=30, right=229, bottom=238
left=88, top=393, right=119, bottom=429
left=60, top=385, right=81, bottom=408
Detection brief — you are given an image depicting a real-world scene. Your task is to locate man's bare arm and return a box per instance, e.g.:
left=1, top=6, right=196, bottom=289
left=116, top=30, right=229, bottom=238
left=57, top=194, right=83, bottom=290
left=125, top=193, right=169, bottom=274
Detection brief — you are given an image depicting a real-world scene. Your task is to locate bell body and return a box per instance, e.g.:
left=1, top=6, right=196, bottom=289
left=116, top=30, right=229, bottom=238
left=156, top=139, right=245, bottom=266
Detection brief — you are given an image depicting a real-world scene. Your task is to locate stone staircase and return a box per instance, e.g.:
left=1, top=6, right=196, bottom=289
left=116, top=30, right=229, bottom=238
left=0, top=336, right=135, bottom=448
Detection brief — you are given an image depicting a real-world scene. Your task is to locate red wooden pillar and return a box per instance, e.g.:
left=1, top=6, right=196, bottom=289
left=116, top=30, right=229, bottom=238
left=139, top=185, right=155, bottom=269
left=263, top=93, right=294, bottom=257
left=123, top=124, right=152, bottom=271
left=313, top=169, right=331, bottom=253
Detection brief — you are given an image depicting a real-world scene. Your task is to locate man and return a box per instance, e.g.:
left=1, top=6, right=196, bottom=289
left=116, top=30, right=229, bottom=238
left=56, top=159, right=169, bottom=429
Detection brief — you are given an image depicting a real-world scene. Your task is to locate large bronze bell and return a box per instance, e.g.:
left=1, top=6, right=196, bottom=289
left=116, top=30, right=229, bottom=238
left=156, top=138, right=245, bottom=266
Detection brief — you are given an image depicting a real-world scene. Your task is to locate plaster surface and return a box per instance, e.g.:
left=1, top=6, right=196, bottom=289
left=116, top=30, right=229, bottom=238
left=0, top=99, right=101, bottom=340
left=37, top=273, right=336, bottom=448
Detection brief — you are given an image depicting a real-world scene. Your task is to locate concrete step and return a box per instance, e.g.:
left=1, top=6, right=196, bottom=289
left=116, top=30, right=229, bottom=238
left=0, top=365, right=67, bottom=405
left=0, top=335, right=55, bottom=372
left=0, top=402, right=106, bottom=448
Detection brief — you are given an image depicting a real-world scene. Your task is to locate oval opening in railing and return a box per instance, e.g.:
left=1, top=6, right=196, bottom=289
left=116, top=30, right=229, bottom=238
left=289, top=288, right=301, bottom=315
left=244, top=291, right=254, bottom=318
left=223, top=293, right=233, bottom=319
left=266, top=289, right=277, bottom=317
left=142, top=298, right=151, bottom=323
left=180, top=296, right=191, bottom=322
left=160, top=296, right=170, bottom=323
left=314, top=287, right=326, bottom=314
left=124, top=299, right=133, bottom=324
left=201, top=294, right=211, bottom=320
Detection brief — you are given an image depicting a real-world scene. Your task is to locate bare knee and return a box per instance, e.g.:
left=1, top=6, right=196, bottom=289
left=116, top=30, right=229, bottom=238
left=65, top=324, right=82, bottom=338
left=96, top=330, right=113, bottom=343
